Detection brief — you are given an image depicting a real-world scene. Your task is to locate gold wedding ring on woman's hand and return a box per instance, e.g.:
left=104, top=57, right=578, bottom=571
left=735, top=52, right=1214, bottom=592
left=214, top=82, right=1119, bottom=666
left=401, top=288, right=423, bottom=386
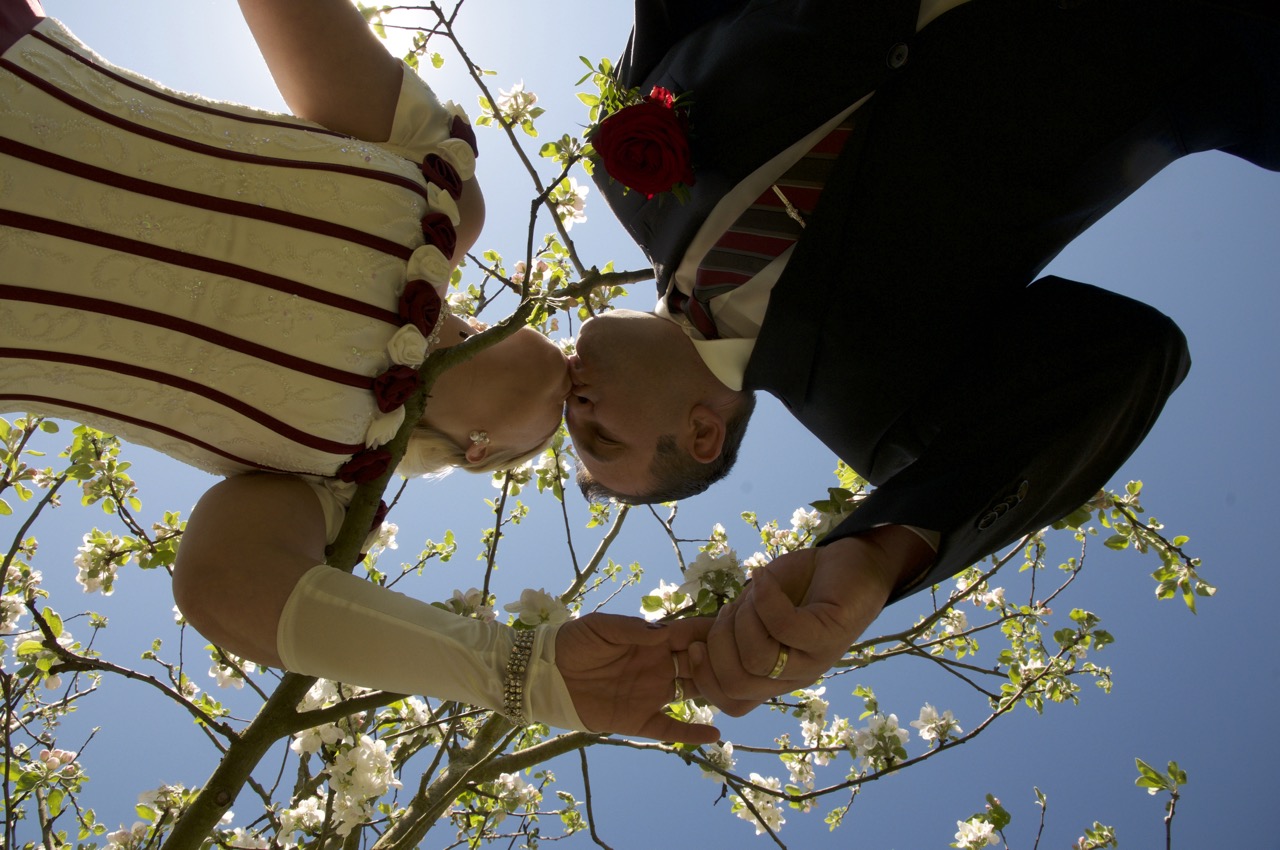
left=671, top=652, right=685, bottom=704
left=767, top=645, right=790, bottom=680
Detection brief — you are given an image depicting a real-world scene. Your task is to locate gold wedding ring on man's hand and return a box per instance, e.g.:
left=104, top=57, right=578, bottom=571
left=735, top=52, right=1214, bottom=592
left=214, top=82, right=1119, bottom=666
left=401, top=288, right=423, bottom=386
left=767, top=645, right=790, bottom=680
left=671, top=652, right=685, bottom=703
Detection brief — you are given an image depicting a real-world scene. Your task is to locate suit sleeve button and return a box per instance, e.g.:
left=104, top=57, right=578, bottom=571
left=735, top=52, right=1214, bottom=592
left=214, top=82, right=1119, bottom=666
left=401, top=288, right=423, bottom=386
left=887, top=42, right=909, bottom=69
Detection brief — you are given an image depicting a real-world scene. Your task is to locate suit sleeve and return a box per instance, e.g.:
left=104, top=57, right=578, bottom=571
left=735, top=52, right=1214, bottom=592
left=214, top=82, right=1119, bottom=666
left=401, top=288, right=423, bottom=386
left=814, top=276, right=1191, bottom=603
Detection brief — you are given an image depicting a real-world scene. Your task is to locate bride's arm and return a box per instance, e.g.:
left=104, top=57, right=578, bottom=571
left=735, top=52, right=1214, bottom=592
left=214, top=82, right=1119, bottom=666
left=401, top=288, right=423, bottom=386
left=237, top=0, right=484, bottom=261
left=237, top=0, right=402, bottom=141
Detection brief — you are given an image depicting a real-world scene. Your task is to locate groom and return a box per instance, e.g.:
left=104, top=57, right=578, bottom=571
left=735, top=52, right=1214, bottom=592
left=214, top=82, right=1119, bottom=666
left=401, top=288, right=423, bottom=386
left=566, top=0, right=1278, bottom=713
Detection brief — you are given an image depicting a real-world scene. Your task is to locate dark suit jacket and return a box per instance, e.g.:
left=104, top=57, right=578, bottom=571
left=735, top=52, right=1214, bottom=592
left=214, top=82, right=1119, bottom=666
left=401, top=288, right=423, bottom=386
left=592, top=0, right=1280, bottom=599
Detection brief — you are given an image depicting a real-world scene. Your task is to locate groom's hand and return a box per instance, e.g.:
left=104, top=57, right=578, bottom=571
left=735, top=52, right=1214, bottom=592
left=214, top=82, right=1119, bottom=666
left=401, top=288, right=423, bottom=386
left=689, top=526, right=934, bottom=716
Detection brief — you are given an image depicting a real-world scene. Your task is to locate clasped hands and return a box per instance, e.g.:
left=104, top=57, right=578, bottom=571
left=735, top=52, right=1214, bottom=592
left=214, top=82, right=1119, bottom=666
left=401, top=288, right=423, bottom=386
left=558, top=526, right=932, bottom=743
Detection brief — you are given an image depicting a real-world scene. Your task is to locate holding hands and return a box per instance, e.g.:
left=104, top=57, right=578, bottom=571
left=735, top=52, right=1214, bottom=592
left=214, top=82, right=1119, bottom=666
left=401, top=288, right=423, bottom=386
left=551, top=527, right=929, bottom=743
left=690, top=527, right=935, bottom=716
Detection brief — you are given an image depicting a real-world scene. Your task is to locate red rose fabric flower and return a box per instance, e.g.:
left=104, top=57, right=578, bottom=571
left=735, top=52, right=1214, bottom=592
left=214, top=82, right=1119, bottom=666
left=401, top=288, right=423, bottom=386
left=450, top=115, right=479, bottom=158
left=398, top=279, right=442, bottom=336
left=421, top=153, right=463, bottom=200
left=372, top=365, right=420, bottom=413
left=337, top=448, right=392, bottom=484
left=593, top=87, right=694, bottom=199
left=420, top=212, right=458, bottom=259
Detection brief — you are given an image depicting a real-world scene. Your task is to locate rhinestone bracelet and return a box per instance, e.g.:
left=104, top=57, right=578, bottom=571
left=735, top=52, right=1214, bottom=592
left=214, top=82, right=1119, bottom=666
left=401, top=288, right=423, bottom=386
left=503, top=628, right=536, bottom=726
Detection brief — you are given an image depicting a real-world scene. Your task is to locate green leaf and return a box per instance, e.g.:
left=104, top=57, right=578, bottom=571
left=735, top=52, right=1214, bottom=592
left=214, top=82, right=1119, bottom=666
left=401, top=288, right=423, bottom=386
left=43, top=607, right=63, bottom=638
left=1134, top=758, right=1168, bottom=790
left=1103, top=533, right=1129, bottom=550
left=0, top=498, right=10, bottom=516
left=16, top=639, right=44, bottom=657
left=47, top=787, right=64, bottom=816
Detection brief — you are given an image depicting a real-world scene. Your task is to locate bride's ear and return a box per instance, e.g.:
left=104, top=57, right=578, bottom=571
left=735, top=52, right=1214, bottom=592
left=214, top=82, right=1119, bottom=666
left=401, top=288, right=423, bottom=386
left=464, top=442, right=489, bottom=464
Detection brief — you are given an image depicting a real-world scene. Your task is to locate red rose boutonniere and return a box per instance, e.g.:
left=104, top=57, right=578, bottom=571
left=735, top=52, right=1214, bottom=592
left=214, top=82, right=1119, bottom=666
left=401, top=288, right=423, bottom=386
left=589, top=86, right=694, bottom=201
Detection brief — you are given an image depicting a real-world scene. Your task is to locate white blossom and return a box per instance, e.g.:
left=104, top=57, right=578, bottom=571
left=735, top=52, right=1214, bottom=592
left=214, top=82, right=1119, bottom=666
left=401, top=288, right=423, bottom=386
left=290, top=722, right=346, bottom=756
left=223, top=827, right=269, bottom=849
left=74, top=532, right=122, bottom=595
left=976, top=586, right=1006, bottom=608
left=955, top=817, right=1000, bottom=848
left=700, top=741, right=735, bottom=778
left=209, top=655, right=255, bottom=690
left=796, top=687, right=829, bottom=746
left=941, top=608, right=970, bottom=637
left=790, top=508, right=821, bottom=533
left=280, top=796, right=325, bottom=836
left=735, top=773, right=785, bottom=835
left=640, top=579, right=688, bottom=622
left=705, top=522, right=732, bottom=557
left=551, top=178, right=589, bottom=230
left=446, top=587, right=496, bottom=622
left=496, top=82, right=538, bottom=122
left=688, top=702, right=717, bottom=727
left=105, top=823, right=148, bottom=850
left=785, top=755, right=816, bottom=791
left=0, top=594, right=23, bottom=632
left=494, top=459, right=533, bottom=494
left=495, top=772, right=541, bottom=809
left=504, top=588, right=571, bottom=626
left=910, top=703, right=963, bottom=744
left=364, top=521, right=399, bottom=556
left=678, top=549, right=745, bottom=598
left=328, top=735, right=401, bottom=835
left=535, top=449, right=571, bottom=481
left=447, top=290, right=477, bottom=316
left=852, top=713, right=910, bottom=771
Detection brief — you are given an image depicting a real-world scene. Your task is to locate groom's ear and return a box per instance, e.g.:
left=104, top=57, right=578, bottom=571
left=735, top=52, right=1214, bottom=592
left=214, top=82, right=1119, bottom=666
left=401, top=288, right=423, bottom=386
left=686, top=404, right=727, bottom=464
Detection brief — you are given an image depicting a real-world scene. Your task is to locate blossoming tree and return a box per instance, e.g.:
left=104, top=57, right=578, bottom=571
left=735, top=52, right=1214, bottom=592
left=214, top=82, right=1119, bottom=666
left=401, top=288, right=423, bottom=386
left=1, top=4, right=1212, bottom=849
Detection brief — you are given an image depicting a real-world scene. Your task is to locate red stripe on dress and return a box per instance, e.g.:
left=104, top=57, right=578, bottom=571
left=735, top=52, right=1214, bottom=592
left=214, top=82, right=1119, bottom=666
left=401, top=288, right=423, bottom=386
left=29, top=28, right=349, bottom=139
left=0, top=348, right=365, bottom=457
left=0, top=56, right=430, bottom=202
left=0, top=208, right=403, bottom=326
left=0, top=284, right=372, bottom=389
left=0, top=136, right=413, bottom=261
left=1, top=1, right=42, bottom=55
left=0, top=393, right=302, bottom=474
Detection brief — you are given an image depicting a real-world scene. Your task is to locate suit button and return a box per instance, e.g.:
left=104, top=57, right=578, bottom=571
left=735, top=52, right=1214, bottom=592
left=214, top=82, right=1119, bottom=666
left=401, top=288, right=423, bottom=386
left=1016, top=480, right=1030, bottom=501
left=977, top=511, right=997, bottom=530
left=887, top=42, right=909, bottom=69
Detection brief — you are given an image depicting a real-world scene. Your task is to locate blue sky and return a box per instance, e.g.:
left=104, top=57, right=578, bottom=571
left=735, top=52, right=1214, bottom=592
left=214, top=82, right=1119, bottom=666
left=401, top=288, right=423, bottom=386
left=14, top=2, right=1280, bottom=847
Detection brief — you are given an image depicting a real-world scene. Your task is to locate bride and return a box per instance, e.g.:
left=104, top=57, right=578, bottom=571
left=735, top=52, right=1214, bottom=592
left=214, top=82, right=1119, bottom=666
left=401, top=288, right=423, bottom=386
left=0, top=0, right=716, bottom=743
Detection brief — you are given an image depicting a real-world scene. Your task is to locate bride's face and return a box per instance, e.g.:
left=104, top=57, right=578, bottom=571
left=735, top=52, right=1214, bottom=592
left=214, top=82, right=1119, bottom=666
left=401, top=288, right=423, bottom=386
left=426, top=327, right=570, bottom=459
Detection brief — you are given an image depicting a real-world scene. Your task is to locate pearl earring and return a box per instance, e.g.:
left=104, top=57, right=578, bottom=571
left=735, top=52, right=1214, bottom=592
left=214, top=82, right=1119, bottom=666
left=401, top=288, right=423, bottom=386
left=469, top=430, right=490, bottom=447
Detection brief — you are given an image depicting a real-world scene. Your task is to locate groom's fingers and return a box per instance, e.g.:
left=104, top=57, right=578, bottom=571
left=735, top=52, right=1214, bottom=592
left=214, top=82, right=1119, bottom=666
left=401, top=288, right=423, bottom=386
left=688, top=641, right=761, bottom=717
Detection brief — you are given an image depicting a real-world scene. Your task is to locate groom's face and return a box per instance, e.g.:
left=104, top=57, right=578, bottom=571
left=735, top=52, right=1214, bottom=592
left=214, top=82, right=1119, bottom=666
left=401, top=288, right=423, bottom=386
left=565, top=310, right=693, bottom=497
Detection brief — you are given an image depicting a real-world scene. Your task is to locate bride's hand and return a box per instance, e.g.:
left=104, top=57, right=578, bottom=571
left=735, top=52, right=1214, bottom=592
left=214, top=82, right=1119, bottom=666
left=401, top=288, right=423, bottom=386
left=555, top=613, right=719, bottom=743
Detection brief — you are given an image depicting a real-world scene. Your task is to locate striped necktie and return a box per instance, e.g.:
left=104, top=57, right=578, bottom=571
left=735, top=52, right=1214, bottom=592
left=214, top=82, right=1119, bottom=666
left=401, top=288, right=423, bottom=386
left=674, top=116, right=855, bottom=339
